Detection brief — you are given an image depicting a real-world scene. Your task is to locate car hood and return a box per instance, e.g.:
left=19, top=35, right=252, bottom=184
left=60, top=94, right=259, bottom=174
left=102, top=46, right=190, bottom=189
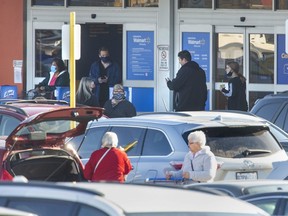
left=5, top=107, right=103, bottom=150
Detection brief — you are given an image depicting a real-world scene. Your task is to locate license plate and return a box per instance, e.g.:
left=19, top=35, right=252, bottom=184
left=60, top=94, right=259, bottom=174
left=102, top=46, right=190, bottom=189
left=236, top=171, right=258, bottom=180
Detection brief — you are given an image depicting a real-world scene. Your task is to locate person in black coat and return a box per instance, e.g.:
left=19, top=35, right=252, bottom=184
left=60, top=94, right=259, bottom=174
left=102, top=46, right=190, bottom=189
left=76, top=77, right=99, bottom=107
left=34, top=58, right=70, bottom=99
left=103, top=84, right=136, bottom=118
left=221, top=61, right=248, bottom=111
left=166, top=50, right=207, bottom=111
left=36, top=57, right=70, bottom=92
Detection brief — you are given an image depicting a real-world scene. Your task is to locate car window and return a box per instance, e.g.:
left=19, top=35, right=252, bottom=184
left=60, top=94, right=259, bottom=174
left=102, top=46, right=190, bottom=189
left=0, top=115, right=21, bottom=136
left=76, top=127, right=108, bottom=159
left=247, top=198, right=278, bottom=215
left=110, top=126, right=144, bottom=156
left=254, top=102, right=282, bottom=121
left=142, top=129, right=172, bottom=156
left=6, top=198, right=75, bottom=216
left=274, top=104, right=288, bottom=133
left=77, top=204, right=109, bottom=216
left=183, top=127, right=281, bottom=158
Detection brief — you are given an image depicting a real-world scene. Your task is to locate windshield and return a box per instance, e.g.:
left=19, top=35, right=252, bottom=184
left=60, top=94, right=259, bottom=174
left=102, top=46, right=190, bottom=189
left=183, top=127, right=282, bottom=158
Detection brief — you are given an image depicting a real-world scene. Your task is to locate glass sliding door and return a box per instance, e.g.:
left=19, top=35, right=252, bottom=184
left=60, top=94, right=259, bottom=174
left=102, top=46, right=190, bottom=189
left=214, top=27, right=275, bottom=110
left=215, top=32, right=244, bottom=110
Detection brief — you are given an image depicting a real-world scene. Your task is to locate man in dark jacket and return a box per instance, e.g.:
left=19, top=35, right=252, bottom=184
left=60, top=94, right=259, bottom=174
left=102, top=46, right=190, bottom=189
left=89, top=47, right=121, bottom=107
left=166, top=50, right=207, bottom=111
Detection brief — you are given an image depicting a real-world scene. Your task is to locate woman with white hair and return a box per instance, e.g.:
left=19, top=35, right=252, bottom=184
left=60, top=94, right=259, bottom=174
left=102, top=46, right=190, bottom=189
left=84, top=132, right=132, bottom=182
left=166, top=130, right=217, bottom=183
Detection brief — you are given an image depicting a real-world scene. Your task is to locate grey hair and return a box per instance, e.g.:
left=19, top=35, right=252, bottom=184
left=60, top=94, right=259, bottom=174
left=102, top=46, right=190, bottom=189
left=113, top=84, right=124, bottom=92
left=101, top=132, right=118, bottom=148
left=76, top=77, right=94, bottom=104
left=188, top=131, right=206, bottom=148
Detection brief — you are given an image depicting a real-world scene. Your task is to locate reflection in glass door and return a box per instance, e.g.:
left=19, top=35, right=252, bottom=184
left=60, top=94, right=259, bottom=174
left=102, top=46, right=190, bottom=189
left=215, top=33, right=244, bottom=110
left=35, top=29, right=62, bottom=78
left=215, top=29, right=274, bottom=110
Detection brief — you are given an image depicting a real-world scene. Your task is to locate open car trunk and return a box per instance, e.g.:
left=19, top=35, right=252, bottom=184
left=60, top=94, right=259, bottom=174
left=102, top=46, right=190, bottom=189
left=6, top=149, right=84, bottom=182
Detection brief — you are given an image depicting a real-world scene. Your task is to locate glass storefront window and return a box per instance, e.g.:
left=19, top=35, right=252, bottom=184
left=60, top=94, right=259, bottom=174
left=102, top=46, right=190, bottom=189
left=68, top=0, right=122, bottom=7
left=126, top=0, right=158, bottom=7
left=35, top=29, right=62, bottom=77
left=216, top=33, right=243, bottom=82
left=179, top=0, right=212, bottom=8
left=249, top=91, right=272, bottom=110
left=249, top=34, right=274, bottom=84
left=216, top=0, right=272, bottom=10
left=276, top=0, right=288, bottom=10
left=32, top=0, right=64, bottom=6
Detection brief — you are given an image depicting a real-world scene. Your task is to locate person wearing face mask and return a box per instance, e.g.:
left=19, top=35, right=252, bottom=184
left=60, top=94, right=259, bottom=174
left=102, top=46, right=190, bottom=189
left=89, top=47, right=121, bottom=107
left=35, top=58, right=70, bottom=98
left=76, top=77, right=99, bottom=107
left=103, top=84, right=136, bottom=118
left=221, top=61, right=248, bottom=111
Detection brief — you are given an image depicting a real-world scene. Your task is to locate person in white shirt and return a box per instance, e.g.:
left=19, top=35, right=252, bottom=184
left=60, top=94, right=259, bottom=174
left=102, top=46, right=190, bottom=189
left=166, top=130, right=217, bottom=183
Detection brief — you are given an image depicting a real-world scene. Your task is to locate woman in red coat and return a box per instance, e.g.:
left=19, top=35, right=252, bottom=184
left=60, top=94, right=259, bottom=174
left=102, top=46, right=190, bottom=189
left=84, top=132, right=132, bottom=182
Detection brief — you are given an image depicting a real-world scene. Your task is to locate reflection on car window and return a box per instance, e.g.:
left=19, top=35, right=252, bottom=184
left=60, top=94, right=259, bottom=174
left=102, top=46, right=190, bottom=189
left=16, top=120, right=77, bottom=136
left=255, top=102, right=281, bottom=121
left=142, top=129, right=172, bottom=156
left=78, top=204, right=109, bottom=216
left=248, top=198, right=278, bottom=215
left=110, top=126, right=144, bottom=156
left=203, top=127, right=281, bottom=158
left=274, top=104, right=288, bottom=133
left=0, top=115, right=20, bottom=136
left=8, top=198, right=74, bottom=216
left=77, top=127, right=108, bottom=159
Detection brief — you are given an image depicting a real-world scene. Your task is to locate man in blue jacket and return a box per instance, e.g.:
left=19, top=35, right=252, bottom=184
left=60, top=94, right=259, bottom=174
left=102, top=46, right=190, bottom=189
left=166, top=50, right=207, bottom=111
left=89, top=47, right=121, bottom=107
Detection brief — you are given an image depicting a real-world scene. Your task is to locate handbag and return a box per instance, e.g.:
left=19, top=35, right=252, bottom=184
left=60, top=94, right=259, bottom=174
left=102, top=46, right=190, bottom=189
left=93, top=148, right=111, bottom=173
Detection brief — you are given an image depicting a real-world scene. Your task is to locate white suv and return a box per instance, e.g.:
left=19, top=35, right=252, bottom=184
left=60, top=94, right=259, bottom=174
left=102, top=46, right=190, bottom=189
left=68, top=111, right=288, bottom=182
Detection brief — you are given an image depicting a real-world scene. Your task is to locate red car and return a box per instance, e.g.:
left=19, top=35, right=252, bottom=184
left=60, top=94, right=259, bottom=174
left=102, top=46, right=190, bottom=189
left=0, top=99, right=70, bottom=137
left=0, top=107, right=103, bottom=181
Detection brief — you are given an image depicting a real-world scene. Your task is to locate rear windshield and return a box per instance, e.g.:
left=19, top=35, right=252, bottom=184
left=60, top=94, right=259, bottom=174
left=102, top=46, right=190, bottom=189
left=183, top=127, right=282, bottom=158
left=15, top=120, right=76, bottom=136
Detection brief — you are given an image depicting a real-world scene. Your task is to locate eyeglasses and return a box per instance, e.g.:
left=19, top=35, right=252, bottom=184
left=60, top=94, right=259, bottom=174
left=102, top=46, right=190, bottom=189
left=188, top=142, right=198, bottom=145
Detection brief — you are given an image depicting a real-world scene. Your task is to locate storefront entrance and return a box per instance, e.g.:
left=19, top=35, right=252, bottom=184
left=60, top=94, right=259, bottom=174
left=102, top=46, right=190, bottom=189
left=214, top=26, right=275, bottom=110
left=31, top=23, right=123, bottom=89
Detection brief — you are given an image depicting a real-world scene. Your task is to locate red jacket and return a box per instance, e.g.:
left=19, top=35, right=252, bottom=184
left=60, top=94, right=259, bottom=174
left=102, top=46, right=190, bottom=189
left=84, top=147, right=132, bottom=182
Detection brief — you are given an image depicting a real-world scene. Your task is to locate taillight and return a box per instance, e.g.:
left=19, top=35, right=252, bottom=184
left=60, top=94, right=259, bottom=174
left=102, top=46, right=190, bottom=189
left=169, top=161, right=183, bottom=170
left=1, top=170, right=13, bottom=181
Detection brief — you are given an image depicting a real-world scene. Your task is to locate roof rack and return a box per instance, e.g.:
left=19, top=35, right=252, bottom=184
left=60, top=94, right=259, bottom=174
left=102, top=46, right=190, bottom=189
left=0, top=104, right=27, bottom=116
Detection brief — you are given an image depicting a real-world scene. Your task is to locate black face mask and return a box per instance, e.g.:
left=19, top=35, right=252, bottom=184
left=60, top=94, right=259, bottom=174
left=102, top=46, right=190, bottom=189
left=100, top=56, right=110, bottom=63
left=226, top=71, right=233, bottom=77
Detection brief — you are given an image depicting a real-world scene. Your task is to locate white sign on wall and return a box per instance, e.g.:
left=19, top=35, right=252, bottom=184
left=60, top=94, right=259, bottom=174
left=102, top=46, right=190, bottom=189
left=158, top=45, right=169, bottom=71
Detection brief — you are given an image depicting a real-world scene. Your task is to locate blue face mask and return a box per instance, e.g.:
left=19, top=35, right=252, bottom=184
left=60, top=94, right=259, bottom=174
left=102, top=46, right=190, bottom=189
left=50, top=65, right=57, bottom=73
